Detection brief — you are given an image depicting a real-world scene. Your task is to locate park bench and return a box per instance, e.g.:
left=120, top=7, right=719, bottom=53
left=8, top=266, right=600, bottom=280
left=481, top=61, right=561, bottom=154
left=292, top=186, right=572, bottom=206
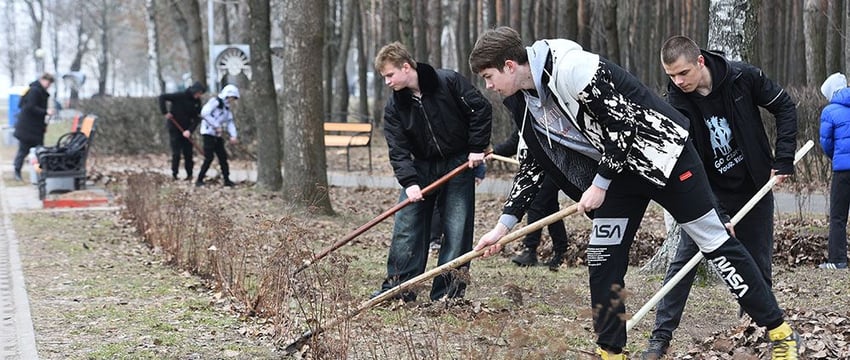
left=35, top=114, right=97, bottom=200
left=323, top=113, right=373, bottom=172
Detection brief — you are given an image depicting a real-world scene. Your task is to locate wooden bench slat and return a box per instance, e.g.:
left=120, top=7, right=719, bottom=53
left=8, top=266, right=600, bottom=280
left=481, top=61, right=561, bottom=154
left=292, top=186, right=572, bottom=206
left=323, top=123, right=372, bottom=132
left=324, top=135, right=370, bottom=147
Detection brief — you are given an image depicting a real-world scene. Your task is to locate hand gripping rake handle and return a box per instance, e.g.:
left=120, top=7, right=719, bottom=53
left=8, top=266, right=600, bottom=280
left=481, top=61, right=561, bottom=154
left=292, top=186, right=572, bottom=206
left=292, top=159, right=477, bottom=275
left=626, top=140, right=814, bottom=332
left=284, top=204, right=580, bottom=354
left=166, top=116, right=204, bottom=154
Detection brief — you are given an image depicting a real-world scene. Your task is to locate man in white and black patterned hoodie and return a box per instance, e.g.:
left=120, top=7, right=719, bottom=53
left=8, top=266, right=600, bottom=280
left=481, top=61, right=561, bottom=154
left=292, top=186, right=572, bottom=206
left=468, top=27, right=800, bottom=360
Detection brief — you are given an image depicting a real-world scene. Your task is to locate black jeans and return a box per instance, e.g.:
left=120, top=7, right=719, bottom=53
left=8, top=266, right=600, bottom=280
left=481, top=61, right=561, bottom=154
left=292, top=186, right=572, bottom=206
left=828, top=170, right=850, bottom=263
left=523, top=176, right=569, bottom=253
left=197, top=135, right=229, bottom=181
left=13, top=139, right=41, bottom=174
left=651, top=191, right=775, bottom=341
left=587, top=142, right=783, bottom=351
left=169, top=130, right=194, bottom=178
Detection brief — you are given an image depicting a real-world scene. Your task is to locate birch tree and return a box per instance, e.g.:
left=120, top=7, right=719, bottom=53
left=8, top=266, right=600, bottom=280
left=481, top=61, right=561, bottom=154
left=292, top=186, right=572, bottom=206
left=145, top=0, right=164, bottom=94
left=803, top=0, right=826, bottom=85
left=4, top=1, right=21, bottom=85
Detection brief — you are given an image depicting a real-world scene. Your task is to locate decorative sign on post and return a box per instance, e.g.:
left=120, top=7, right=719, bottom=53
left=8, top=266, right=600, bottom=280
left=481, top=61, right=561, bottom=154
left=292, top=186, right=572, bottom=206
left=212, top=45, right=251, bottom=86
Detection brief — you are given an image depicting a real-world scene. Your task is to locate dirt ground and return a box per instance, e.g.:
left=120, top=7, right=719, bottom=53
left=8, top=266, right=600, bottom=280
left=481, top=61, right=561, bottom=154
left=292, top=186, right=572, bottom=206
left=11, top=141, right=850, bottom=359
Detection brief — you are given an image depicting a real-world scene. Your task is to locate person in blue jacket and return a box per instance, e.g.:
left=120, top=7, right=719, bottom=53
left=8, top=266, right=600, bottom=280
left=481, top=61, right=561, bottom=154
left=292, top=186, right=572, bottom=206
left=819, top=72, right=850, bottom=270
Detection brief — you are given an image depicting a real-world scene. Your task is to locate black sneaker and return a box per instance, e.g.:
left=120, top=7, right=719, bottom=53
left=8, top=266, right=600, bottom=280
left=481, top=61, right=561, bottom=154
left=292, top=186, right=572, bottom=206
left=223, top=179, right=235, bottom=187
left=172, top=174, right=179, bottom=181
left=14, top=171, right=22, bottom=181
left=195, top=180, right=205, bottom=187
left=546, top=252, right=564, bottom=271
left=511, top=248, right=538, bottom=267
left=641, top=337, right=670, bottom=359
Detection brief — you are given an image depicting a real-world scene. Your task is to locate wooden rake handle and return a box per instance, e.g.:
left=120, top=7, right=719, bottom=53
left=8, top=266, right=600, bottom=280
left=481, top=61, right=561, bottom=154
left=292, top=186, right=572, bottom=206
left=284, top=204, right=580, bottom=354
left=625, top=140, right=815, bottom=332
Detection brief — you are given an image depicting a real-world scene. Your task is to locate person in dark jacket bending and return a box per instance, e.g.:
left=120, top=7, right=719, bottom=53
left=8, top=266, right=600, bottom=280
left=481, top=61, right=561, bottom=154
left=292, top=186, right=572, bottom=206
left=13, top=73, right=55, bottom=181
left=640, top=35, right=799, bottom=359
left=469, top=27, right=800, bottom=359
left=372, top=42, right=492, bottom=302
left=159, top=82, right=206, bottom=180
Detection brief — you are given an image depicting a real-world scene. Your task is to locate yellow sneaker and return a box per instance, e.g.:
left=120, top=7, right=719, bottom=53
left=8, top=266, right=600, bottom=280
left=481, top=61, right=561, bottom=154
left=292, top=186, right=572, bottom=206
left=596, top=347, right=628, bottom=359
left=768, top=322, right=801, bottom=360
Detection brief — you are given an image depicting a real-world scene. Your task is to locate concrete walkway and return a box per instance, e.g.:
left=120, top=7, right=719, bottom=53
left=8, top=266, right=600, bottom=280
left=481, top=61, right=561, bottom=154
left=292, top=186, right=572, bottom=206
left=0, top=175, right=41, bottom=359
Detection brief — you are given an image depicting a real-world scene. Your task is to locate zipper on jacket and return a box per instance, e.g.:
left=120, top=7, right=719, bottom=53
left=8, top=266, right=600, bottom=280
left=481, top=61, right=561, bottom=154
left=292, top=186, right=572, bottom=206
left=460, top=96, right=476, bottom=113
left=415, top=96, right=445, bottom=158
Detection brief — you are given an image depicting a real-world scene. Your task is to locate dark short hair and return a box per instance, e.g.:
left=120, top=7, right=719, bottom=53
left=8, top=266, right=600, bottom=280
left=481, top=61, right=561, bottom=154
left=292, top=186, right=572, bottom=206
left=660, top=35, right=701, bottom=65
left=40, top=72, right=55, bottom=83
left=469, top=26, right=528, bottom=74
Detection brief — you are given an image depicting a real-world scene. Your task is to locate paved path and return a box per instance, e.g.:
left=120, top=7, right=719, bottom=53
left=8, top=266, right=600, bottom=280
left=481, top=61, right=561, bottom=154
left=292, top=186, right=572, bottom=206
left=0, top=175, right=41, bottom=360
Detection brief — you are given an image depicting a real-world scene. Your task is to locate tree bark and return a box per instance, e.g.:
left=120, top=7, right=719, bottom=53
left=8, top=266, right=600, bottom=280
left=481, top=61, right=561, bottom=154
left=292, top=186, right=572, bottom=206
left=332, top=0, right=353, bottom=116
left=803, top=0, right=826, bottom=85
left=281, top=0, right=333, bottom=214
left=4, top=0, right=21, bottom=85
left=145, top=0, right=165, bottom=94
left=456, top=0, right=471, bottom=78
left=171, top=0, right=206, bottom=87
left=427, top=1, right=442, bottom=68
left=248, top=0, right=282, bottom=191
left=23, top=0, right=45, bottom=75
left=825, top=0, right=843, bottom=74
left=353, top=0, right=369, bottom=118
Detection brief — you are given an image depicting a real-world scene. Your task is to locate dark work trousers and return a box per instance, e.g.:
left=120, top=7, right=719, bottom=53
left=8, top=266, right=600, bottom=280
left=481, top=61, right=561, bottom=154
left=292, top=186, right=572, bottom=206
left=380, top=153, right=475, bottom=301
left=828, top=170, right=850, bottom=263
left=13, top=139, right=42, bottom=174
left=197, top=135, right=230, bottom=182
left=169, top=129, right=194, bottom=178
left=523, top=176, right=569, bottom=253
left=588, top=142, right=783, bottom=352
left=651, top=191, right=775, bottom=341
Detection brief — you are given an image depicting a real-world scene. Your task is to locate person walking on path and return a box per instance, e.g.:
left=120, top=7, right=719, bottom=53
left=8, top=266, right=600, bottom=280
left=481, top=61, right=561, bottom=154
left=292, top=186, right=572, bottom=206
left=639, top=35, right=799, bottom=359
left=468, top=26, right=801, bottom=359
left=371, top=42, right=492, bottom=302
left=818, top=72, right=850, bottom=270
left=13, top=73, right=55, bottom=181
left=196, top=84, right=239, bottom=188
left=491, top=129, right=570, bottom=271
left=159, top=82, right=206, bottom=180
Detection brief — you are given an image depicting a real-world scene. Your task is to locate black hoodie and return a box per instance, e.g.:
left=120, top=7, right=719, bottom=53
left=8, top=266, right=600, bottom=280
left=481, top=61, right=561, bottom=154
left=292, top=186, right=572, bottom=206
left=665, top=50, right=798, bottom=193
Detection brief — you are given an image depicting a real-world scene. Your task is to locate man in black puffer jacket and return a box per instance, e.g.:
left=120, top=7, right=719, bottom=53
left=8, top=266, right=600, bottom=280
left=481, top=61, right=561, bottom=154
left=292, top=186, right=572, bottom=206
left=158, top=82, right=206, bottom=180
left=13, top=73, right=55, bottom=181
left=371, top=42, right=492, bottom=302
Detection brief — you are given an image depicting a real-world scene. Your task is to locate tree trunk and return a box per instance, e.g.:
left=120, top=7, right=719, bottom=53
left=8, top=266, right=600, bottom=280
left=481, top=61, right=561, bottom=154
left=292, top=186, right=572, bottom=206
left=803, top=0, right=826, bottom=86
left=843, top=0, right=850, bottom=74
left=427, top=1, right=442, bottom=68
left=602, top=0, right=619, bottom=64
left=456, top=0, right=471, bottom=78
left=23, top=0, right=45, bottom=76
left=825, top=0, right=843, bottom=74
left=4, top=0, right=21, bottom=85
left=281, top=0, right=333, bottom=214
left=145, top=0, right=165, bottom=94
left=97, top=4, right=109, bottom=96
left=248, top=0, right=282, bottom=191
left=353, top=0, right=369, bottom=118
left=332, top=0, right=353, bottom=116
left=172, top=0, right=206, bottom=87
left=414, top=0, right=427, bottom=61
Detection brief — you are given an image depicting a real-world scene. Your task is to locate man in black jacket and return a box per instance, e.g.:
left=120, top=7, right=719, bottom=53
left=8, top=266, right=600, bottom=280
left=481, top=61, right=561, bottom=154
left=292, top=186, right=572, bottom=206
left=640, top=35, right=798, bottom=359
left=469, top=27, right=800, bottom=359
left=13, top=73, right=55, bottom=181
left=158, top=82, right=206, bottom=180
left=372, top=42, right=492, bottom=302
